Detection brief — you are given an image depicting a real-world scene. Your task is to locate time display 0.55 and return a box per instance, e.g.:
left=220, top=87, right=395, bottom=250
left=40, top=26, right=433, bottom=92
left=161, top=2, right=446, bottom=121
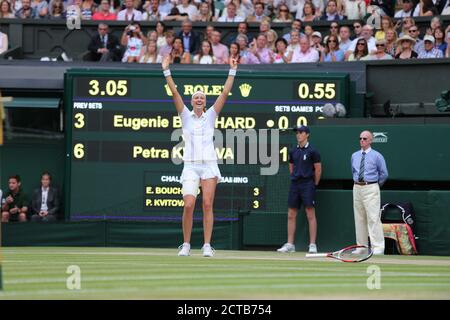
left=294, top=82, right=337, bottom=100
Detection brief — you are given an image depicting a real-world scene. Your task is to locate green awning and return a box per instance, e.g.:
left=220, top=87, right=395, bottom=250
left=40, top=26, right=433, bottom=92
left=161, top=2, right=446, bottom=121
left=3, top=97, right=60, bottom=109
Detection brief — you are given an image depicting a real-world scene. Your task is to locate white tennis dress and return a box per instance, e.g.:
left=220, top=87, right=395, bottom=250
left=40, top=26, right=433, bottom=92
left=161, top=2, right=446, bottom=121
left=179, top=105, right=222, bottom=196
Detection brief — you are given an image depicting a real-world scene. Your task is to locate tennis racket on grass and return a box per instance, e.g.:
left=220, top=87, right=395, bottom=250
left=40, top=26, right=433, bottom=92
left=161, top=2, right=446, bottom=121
left=305, top=245, right=373, bottom=263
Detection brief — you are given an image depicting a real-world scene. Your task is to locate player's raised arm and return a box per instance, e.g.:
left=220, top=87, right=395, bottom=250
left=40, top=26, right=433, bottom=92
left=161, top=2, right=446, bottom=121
left=162, top=55, right=184, bottom=114
left=213, top=58, right=238, bottom=115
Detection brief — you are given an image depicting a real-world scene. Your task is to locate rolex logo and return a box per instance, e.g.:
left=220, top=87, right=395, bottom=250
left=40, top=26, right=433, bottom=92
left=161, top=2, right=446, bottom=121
left=164, top=84, right=177, bottom=96
left=239, top=83, right=252, bottom=98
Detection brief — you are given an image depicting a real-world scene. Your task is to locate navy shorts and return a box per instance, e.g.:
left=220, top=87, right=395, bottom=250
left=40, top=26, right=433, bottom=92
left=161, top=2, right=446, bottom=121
left=288, top=179, right=316, bottom=209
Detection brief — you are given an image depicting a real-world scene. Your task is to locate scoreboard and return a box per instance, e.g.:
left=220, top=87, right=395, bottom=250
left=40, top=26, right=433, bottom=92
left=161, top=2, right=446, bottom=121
left=64, top=69, right=349, bottom=221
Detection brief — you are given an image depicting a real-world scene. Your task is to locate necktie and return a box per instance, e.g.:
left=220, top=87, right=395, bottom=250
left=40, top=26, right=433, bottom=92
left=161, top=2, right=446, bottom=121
left=358, top=152, right=366, bottom=182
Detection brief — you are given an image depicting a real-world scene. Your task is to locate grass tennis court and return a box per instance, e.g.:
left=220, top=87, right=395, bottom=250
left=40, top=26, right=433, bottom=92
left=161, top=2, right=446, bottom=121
left=1, top=247, right=450, bottom=299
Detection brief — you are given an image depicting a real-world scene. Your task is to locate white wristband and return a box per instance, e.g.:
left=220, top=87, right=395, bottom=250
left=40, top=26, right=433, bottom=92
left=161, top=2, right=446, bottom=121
left=228, top=69, right=237, bottom=77
left=163, top=69, right=171, bottom=77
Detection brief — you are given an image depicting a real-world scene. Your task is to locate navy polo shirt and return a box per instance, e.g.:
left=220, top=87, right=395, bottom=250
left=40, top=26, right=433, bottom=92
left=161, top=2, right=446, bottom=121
left=289, top=142, right=321, bottom=181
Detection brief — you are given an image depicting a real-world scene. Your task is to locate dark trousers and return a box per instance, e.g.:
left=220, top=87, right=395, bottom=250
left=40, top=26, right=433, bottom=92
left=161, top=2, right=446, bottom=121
left=31, top=214, right=57, bottom=222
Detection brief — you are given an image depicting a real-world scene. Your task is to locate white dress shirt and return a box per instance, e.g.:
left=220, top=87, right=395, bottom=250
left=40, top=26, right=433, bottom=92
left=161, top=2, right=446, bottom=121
left=40, top=187, right=49, bottom=212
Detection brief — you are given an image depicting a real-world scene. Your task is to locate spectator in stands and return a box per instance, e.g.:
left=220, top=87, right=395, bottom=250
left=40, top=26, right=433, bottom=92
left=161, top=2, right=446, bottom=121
left=15, top=0, right=37, bottom=18
left=433, top=27, right=447, bottom=54
left=292, top=35, right=319, bottom=63
left=218, top=2, right=244, bottom=21
left=225, top=0, right=253, bottom=19
left=177, top=19, right=200, bottom=54
left=273, top=3, right=292, bottom=22
left=385, top=28, right=398, bottom=56
left=30, top=172, right=60, bottom=223
left=363, top=38, right=394, bottom=60
left=139, top=40, right=162, bottom=62
left=352, top=20, right=363, bottom=39
left=164, top=6, right=189, bottom=21
left=368, top=0, right=394, bottom=17
left=193, top=1, right=216, bottom=21
left=283, top=19, right=303, bottom=42
left=142, top=0, right=165, bottom=20
left=88, top=23, right=122, bottom=61
left=407, top=25, right=424, bottom=52
left=1, top=175, right=28, bottom=223
left=93, top=0, right=116, bottom=20
left=347, top=38, right=368, bottom=61
left=204, top=24, right=215, bottom=43
left=169, top=36, right=191, bottom=63
left=211, top=30, right=229, bottom=64
left=66, top=0, right=82, bottom=21
left=236, top=34, right=258, bottom=63
left=155, top=21, right=167, bottom=48
left=266, top=29, right=278, bottom=51
left=147, top=30, right=157, bottom=43
left=159, top=29, right=175, bottom=57
left=375, top=16, right=395, bottom=41
left=31, top=0, right=48, bottom=19
left=177, top=0, right=198, bottom=20
left=320, top=0, right=344, bottom=21
left=442, top=1, right=450, bottom=15
left=80, top=0, right=96, bottom=20
left=290, top=0, right=306, bottom=20
left=342, top=0, right=366, bottom=20
left=414, top=0, right=438, bottom=16
left=395, top=35, right=418, bottom=59
left=273, top=37, right=291, bottom=63
left=226, top=42, right=241, bottom=64
left=310, top=31, right=324, bottom=56
left=429, top=16, right=442, bottom=34
left=49, top=0, right=65, bottom=19
left=339, top=26, right=352, bottom=53
left=10, top=0, right=23, bottom=14
left=418, top=34, right=444, bottom=58
left=0, top=28, right=7, bottom=54
left=394, top=0, right=415, bottom=18
left=301, top=2, right=317, bottom=22
left=193, top=39, right=216, bottom=63
left=246, top=1, right=267, bottom=22
left=157, top=0, right=173, bottom=16
left=121, top=23, right=145, bottom=62
left=326, top=22, right=340, bottom=41
left=399, top=17, right=415, bottom=37
left=287, top=30, right=300, bottom=53
left=0, top=0, right=15, bottom=18
left=248, top=33, right=274, bottom=63
left=117, top=0, right=142, bottom=21
left=227, top=22, right=253, bottom=46
left=259, top=19, right=271, bottom=35
left=349, top=25, right=376, bottom=54
left=321, top=34, right=344, bottom=62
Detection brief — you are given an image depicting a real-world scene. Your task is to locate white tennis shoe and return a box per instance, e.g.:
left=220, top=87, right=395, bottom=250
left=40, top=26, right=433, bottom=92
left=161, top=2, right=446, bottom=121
left=277, top=243, right=295, bottom=253
left=202, top=244, right=215, bottom=257
left=373, top=248, right=385, bottom=255
left=308, top=243, right=318, bottom=254
left=178, top=243, right=191, bottom=256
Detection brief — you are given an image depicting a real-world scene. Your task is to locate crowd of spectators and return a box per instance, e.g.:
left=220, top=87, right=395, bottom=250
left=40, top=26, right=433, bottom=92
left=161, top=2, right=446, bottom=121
left=1, top=0, right=450, bottom=61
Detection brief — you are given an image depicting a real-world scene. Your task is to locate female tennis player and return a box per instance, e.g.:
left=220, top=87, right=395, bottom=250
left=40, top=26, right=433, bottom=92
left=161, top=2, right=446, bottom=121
left=162, top=55, right=238, bottom=257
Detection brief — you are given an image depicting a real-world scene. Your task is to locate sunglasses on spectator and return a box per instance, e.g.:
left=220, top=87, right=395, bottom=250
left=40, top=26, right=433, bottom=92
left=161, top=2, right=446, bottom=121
left=360, top=137, right=368, bottom=141
left=376, top=44, right=385, bottom=47
left=280, top=9, right=288, bottom=12
left=409, top=29, right=418, bottom=32
left=357, top=42, right=365, bottom=45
